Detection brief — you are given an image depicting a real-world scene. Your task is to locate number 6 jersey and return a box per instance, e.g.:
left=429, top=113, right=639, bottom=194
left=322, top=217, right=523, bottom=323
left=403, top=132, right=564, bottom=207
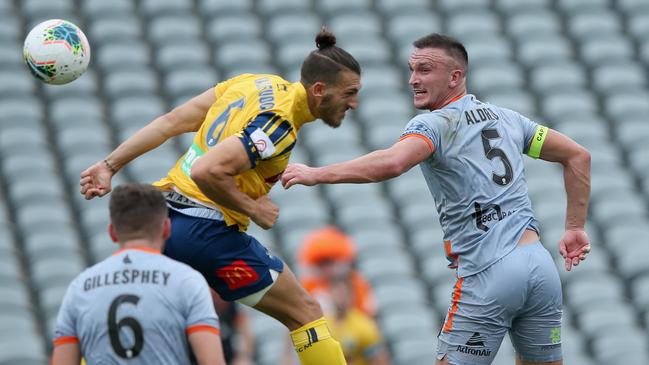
left=53, top=247, right=220, bottom=364
left=400, top=94, right=545, bottom=278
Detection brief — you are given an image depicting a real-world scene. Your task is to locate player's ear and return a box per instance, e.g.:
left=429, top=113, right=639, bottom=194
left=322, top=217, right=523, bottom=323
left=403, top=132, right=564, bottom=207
left=162, top=218, right=172, bottom=241
left=449, top=69, right=463, bottom=88
left=311, top=81, right=326, bottom=97
left=108, top=223, right=119, bottom=243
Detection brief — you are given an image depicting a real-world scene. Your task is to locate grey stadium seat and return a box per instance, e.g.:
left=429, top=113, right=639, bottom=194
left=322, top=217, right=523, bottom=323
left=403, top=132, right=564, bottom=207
left=329, top=13, right=382, bottom=40
left=258, top=0, right=311, bottom=16
left=215, top=39, right=271, bottom=69
left=198, top=0, right=253, bottom=15
left=530, top=62, right=588, bottom=95
left=164, top=67, right=219, bottom=98
left=592, top=63, right=646, bottom=94
left=495, top=0, right=552, bottom=14
left=0, top=71, right=36, bottom=97
left=437, top=0, right=491, bottom=13
left=103, top=68, right=159, bottom=99
left=315, top=0, right=371, bottom=16
left=42, top=69, right=99, bottom=101
left=447, top=12, right=501, bottom=41
left=375, top=0, right=431, bottom=15
left=111, top=95, right=166, bottom=129
left=555, top=0, right=609, bottom=15
left=464, top=36, right=513, bottom=66
left=81, top=0, right=134, bottom=18
left=266, top=13, right=321, bottom=45
left=567, top=11, right=622, bottom=41
left=506, top=10, right=561, bottom=41
left=97, top=41, right=152, bottom=70
left=516, top=35, right=574, bottom=67
left=205, top=14, right=262, bottom=44
left=470, top=62, right=525, bottom=95
left=148, top=15, right=203, bottom=45
left=139, top=0, right=193, bottom=17
left=579, top=36, right=634, bottom=67
left=386, top=12, right=442, bottom=47
left=89, top=16, right=142, bottom=45
left=156, top=42, right=210, bottom=71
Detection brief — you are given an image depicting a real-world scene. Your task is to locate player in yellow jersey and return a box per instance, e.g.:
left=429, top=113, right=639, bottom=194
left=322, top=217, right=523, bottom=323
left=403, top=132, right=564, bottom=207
left=79, top=28, right=360, bottom=365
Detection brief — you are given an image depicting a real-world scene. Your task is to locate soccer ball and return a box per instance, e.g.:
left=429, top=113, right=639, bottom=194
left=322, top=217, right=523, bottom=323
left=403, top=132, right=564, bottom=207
left=23, top=19, right=90, bottom=85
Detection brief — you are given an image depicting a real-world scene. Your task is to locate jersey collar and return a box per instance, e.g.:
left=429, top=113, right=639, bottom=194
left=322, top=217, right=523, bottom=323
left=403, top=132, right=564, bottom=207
left=291, top=82, right=316, bottom=129
left=113, top=247, right=161, bottom=255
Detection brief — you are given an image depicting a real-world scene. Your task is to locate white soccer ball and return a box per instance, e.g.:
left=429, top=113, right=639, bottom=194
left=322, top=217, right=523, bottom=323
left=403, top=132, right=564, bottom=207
left=23, top=19, right=91, bottom=85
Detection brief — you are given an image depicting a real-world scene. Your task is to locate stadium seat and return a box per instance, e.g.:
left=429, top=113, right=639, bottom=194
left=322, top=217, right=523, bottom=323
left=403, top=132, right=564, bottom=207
left=0, top=71, right=36, bottom=97
left=495, top=0, right=551, bottom=15
left=464, top=36, right=513, bottom=66
left=447, top=12, right=501, bottom=41
left=164, top=67, right=219, bottom=98
left=139, top=0, right=193, bottom=17
left=42, top=69, right=99, bottom=101
left=103, top=68, right=159, bottom=99
left=516, top=35, right=574, bottom=67
left=266, top=13, right=321, bottom=45
left=156, top=42, right=210, bottom=72
left=437, top=0, right=491, bottom=13
left=215, top=39, right=271, bottom=69
left=375, top=0, right=431, bottom=15
left=483, top=89, right=537, bottom=118
left=88, top=16, right=142, bottom=45
left=506, top=10, right=561, bottom=41
left=148, top=15, right=203, bottom=45
left=592, top=61, right=647, bottom=94
left=81, top=0, right=134, bottom=18
left=555, top=0, right=609, bottom=15
left=97, top=41, right=152, bottom=70
left=329, top=12, right=382, bottom=40
left=205, top=14, right=261, bottom=44
left=198, top=0, right=253, bottom=16
left=529, top=62, right=588, bottom=95
left=315, top=0, right=371, bottom=15
left=470, top=62, right=525, bottom=95
left=564, top=273, right=625, bottom=309
left=111, top=95, right=166, bottom=129
left=567, top=11, right=622, bottom=41
left=385, top=12, right=441, bottom=47
left=579, top=36, right=635, bottom=67
left=337, top=37, right=392, bottom=66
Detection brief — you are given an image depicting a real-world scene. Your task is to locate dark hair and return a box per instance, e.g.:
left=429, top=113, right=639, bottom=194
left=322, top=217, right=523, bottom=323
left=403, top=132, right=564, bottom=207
left=109, top=183, right=168, bottom=241
left=413, top=33, right=468, bottom=70
left=300, top=27, right=361, bottom=85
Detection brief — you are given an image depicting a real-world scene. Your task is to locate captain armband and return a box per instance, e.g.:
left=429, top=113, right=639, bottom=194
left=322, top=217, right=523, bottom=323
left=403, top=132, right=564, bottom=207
left=527, top=125, right=548, bottom=159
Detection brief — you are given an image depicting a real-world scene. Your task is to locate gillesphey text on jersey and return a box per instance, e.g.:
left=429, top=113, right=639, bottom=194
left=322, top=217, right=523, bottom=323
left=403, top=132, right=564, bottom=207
left=401, top=95, right=541, bottom=278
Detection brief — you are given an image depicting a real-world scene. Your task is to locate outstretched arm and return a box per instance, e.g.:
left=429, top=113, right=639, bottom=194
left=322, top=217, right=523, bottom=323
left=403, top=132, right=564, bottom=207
left=281, top=137, right=432, bottom=188
left=79, top=88, right=216, bottom=199
left=538, top=128, right=592, bottom=271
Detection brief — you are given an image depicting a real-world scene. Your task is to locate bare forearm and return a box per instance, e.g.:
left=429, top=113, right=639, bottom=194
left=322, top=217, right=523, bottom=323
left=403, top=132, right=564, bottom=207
left=562, top=150, right=591, bottom=230
left=105, top=114, right=180, bottom=171
left=193, top=173, right=257, bottom=216
left=316, top=149, right=403, bottom=184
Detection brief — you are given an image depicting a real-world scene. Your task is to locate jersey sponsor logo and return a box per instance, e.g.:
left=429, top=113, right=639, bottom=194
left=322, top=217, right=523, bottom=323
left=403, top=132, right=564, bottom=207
left=216, top=260, right=260, bottom=290
left=455, top=332, right=492, bottom=357
left=255, top=77, right=275, bottom=111
left=465, top=107, right=499, bottom=125
left=249, top=128, right=276, bottom=159
left=472, top=202, right=515, bottom=232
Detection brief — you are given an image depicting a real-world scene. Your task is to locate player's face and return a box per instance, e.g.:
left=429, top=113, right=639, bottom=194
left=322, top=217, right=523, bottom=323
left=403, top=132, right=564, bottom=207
left=408, top=47, right=460, bottom=110
left=318, top=70, right=361, bottom=128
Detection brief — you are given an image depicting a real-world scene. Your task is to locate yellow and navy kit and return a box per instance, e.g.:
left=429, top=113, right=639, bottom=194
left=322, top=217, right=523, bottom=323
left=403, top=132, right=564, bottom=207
left=154, top=74, right=315, bottom=231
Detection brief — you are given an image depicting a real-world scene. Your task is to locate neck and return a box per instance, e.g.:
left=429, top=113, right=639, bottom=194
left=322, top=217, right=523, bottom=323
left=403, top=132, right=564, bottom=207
left=120, top=239, right=162, bottom=251
left=432, top=88, right=466, bottom=111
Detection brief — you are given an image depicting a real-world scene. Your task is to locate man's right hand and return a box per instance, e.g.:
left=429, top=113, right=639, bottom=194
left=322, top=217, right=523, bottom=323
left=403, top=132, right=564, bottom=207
left=559, top=229, right=591, bottom=271
left=79, top=160, right=114, bottom=200
left=250, top=195, right=279, bottom=229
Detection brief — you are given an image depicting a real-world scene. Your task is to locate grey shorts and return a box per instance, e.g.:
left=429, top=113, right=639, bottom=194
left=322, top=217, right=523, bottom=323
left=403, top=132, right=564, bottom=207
left=437, top=242, right=562, bottom=364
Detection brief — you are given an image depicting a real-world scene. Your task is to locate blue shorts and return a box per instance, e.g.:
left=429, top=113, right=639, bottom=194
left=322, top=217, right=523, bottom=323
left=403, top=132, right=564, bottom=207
left=437, top=242, right=562, bottom=364
left=164, top=208, right=284, bottom=301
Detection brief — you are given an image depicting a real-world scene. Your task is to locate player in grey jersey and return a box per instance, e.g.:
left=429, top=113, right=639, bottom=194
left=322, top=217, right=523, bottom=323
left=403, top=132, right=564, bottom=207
left=281, top=33, right=591, bottom=365
left=52, top=183, right=226, bottom=365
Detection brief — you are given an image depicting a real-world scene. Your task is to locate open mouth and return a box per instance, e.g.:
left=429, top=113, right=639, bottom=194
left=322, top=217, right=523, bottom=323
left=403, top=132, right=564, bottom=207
left=413, top=89, right=427, bottom=96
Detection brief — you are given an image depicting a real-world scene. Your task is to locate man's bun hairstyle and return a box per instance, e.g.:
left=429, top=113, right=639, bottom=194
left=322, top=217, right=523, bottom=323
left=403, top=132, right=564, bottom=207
left=301, top=27, right=361, bottom=85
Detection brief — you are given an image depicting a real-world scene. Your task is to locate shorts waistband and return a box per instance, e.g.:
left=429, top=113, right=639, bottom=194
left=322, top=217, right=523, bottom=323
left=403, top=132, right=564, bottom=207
left=163, top=191, right=224, bottom=221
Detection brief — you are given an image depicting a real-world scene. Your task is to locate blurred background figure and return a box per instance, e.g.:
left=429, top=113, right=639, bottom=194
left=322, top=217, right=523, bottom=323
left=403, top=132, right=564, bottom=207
left=327, top=276, right=391, bottom=365
left=298, top=226, right=376, bottom=317
left=211, top=291, right=255, bottom=365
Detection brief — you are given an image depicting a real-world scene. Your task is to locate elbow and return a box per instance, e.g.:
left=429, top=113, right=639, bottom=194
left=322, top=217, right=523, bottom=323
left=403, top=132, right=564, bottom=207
left=381, top=157, right=409, bottom=181
left=567, top=146, right=591, bottom=169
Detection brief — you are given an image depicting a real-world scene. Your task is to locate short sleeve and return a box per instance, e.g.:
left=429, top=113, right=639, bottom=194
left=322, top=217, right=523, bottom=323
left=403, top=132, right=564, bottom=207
left=400, top=115, right=440, bottom=153
left=183, top=273, right=220, bottom=336
left=53, top=280, right=79, bottom=346
left=236, top=112, right=296, bottom=167
left=518, top=113, right=540, bottom=154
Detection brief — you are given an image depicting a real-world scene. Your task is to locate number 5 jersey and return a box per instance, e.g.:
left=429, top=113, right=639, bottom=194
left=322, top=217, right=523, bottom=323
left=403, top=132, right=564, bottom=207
left=53, top=247, right=220, bottom=364
left=400, top=94, right=546, bottom=278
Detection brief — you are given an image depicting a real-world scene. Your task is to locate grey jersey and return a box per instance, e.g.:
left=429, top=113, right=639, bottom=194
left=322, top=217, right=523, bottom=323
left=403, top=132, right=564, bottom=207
left=401, top=94, right=540, bottom=277
left=54, top=248, right=219, bottom=365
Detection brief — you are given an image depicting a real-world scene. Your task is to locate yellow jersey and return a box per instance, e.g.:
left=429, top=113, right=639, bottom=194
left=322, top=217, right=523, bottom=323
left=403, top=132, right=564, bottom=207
left=154, top=74, right=315, bottom=231
left=328, top=309, right=384, bottom=365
